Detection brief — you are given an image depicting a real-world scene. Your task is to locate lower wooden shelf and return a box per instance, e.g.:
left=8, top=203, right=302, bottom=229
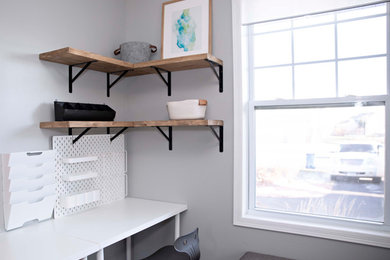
left=40, top=120, right=224, bottom=152
left=40, top=119, right=223, bottom=129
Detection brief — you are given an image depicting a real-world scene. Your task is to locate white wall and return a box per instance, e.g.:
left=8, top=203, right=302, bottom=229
left=0, top=0, right=129, bottom=258
left=124, top=0, right=390, bottom=259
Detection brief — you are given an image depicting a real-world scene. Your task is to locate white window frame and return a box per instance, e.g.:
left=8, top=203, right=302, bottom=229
left=232, top=0, right=390, bottom=248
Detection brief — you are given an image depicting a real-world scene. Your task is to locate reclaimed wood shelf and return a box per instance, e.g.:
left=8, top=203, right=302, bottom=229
left=39, top=47, right=223, bottom=96
left=40, top=120, right=224, bottom=152
left=40, top=120, right=223, bottom=129
left=39, top=47, right=133, bottom=73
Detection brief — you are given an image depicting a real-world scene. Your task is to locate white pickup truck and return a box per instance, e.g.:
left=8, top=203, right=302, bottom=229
left=331, top=143, right=384, bottom=183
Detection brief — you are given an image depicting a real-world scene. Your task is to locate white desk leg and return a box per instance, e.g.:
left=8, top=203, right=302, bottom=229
left=174, top=214, right=180, bottom=240
left=97, top=249, right=104, bottom=260
left=126, top=236, right=132, bottom=260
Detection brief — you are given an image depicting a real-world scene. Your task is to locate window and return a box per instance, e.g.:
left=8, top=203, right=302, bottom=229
left=233, top=1, right=390, bottom=247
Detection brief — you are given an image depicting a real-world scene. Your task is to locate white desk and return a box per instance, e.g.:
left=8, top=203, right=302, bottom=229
left=0, top=198, right=188, bottom=260
left=0, top=220, right=99, bottom=260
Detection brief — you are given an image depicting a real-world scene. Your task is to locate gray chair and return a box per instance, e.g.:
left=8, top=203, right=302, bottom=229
left=141, top=228, right=200, bottom=260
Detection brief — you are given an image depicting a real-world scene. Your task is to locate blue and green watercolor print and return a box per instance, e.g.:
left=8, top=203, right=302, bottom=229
left=175, top=8, right=196, bottom=52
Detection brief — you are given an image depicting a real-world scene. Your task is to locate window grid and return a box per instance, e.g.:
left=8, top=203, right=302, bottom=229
left=247, top=24, right=257, bottom=210
left=252, top=13, right=387, bottom=37
left=290, top=20, right=296, bottom=99
left=247, top=3, right=389, bottom=221
left=253, top=54, right=387, bottom=70
left=251, top=7, right=388, bottom=101
left=334, top=13, right=339, bottom=97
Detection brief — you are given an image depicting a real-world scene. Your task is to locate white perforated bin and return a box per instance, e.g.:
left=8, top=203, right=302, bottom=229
left=2, top=150, right=56, bottom=231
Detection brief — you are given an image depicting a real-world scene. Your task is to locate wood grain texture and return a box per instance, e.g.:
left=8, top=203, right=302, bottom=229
left=39, top=47, right=134, bottom=73
left=130, top=53, right=223, bottom=76
left=40, top=120, right=223, bottom=129
left=39, top=47, right=222, bottom=77
left=40, top=121, right=135, bottom=128
left=199, top=100, right=207, bottom=105
left=131, top=119, right=223, bottom=127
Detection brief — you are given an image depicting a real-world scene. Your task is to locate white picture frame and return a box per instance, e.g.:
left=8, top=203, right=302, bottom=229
left=162, top=0, right=212, bottom=59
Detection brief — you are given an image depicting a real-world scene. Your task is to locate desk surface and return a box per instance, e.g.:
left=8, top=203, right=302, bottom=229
left=53, top=197, right=188, bottom=248
left=0, top=198, right=187, bottom=260
left=0, top=218, right=99, bottom=260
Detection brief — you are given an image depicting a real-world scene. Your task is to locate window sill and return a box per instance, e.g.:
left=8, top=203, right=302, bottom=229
left=234, top=210, right=390, bottom=248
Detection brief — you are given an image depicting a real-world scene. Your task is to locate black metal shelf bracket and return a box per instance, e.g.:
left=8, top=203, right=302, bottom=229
left=155, top=126, right=173, bottom=150
left=68, top=127, right=92, bottom=144
left=68, top=61, right=96, bottom=93
left=152, top=67, right=171, bottom=96
left=209, top=126, right=224, bottom=152
left=109, top=127, right=129, bottom=142
left=107, top=70, right=130, bottom=97
left=206, top=60, right=223, bottom=93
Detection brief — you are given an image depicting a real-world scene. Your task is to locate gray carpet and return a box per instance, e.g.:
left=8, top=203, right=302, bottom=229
left=240, top=252, right=293, bottom=260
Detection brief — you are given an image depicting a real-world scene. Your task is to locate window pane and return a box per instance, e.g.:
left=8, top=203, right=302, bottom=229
left=254, top=20, right=291, bottom=34
left=338, top=17, right=386, bottom=58
left=294, top=25, right=335, bottom=63
left=295, top=62, right=336, bottom=99
left=338, top=57, right=387, bottom=97
left=255, top=105, right=385, bottom=222
left=254, top=31, right=292, bottom=67
left=337, top=4, right=386, bottom=21
left=293, top=13, right=334, bottom=27
left=254, top=67, right=292, bottom=100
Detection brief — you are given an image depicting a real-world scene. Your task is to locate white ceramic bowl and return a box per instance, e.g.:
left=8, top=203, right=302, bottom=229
left=167, top=99, right=207, bottom=120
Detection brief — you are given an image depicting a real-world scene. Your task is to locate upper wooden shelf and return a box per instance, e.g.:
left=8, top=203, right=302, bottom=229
left=129, top=53, right=223, bottom=77
left=39, top=47, right=223, bottom=77
left=40, top=119, right=223, bottom=129
left=39, top=47, right=134, bottom=74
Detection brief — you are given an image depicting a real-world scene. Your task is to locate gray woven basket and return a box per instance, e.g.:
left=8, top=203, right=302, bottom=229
left=114, top=41, right=157, bottom=63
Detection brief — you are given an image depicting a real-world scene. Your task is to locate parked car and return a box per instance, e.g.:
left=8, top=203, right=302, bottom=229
left=331, top=143, right=383, bottom=183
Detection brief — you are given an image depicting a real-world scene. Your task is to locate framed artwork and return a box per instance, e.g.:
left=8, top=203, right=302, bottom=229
left=161, top=0, right=212, bottom=59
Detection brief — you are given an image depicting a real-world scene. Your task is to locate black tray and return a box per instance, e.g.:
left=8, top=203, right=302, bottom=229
left=54, top=101, right=116, bottom=121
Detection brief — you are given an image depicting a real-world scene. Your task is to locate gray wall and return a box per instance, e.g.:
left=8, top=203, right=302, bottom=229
left=124, top=0, right=390, bottom=260
left=0, top=0, right=389, bottom=259
left=0, top=0, right=129, bottom=257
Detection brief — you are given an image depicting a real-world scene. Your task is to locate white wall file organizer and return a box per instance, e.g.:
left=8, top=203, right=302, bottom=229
left=4, top=195, right=56, bottom=230
left=7, top=174, right=55, bottom=192
left=2, top=150, right=56, bottom=231
left=53, top=134, right=126, bottom=218
left=6, top=161, right=55, bottom=179
left=6, top=184, right=56, bottom=204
